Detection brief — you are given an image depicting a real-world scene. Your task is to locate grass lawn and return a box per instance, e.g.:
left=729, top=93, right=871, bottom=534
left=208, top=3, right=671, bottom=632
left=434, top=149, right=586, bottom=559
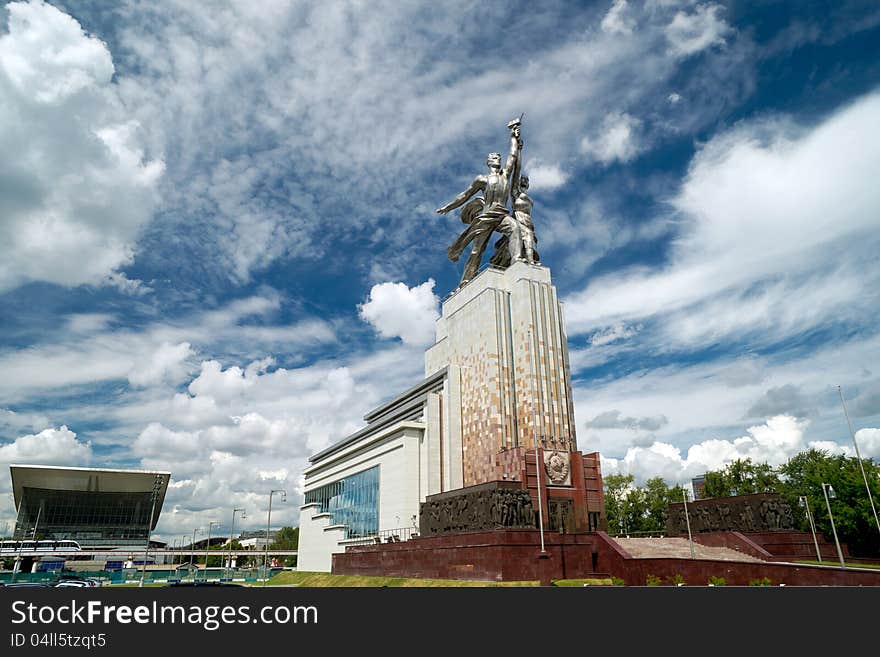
left=262, top=571, right=616, bottom=587
left=262, top=571, right=538, bottom=587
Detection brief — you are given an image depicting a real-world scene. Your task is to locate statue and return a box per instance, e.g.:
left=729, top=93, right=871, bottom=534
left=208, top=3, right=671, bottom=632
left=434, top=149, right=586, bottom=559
left=436, top=117, right=526, bottom=288
left=489, top=134, right=539, bottom=268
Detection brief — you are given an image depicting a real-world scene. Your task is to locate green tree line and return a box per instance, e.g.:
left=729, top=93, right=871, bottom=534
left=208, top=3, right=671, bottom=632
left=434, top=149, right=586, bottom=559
left=604, top=449, right=880, bottom=556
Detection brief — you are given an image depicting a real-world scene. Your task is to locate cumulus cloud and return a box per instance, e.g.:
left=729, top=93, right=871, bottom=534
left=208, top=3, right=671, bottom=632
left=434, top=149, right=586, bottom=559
left=581, top=112, right=644, bottom=165
left=0, top=426, right=93, bottom=518
left=601, top=415, right=842, bottom=485
left=0, top=0, right=163, bottom=293
left=358, top=279, right=440, bottom=347
left=524, top=160, right=568, bottom=191
left=125, top=351, right=423, bottom=537
left=665, top=3, right=732, bottom=57
left=128, top=342, right=195, bottom=387
left=0, top=425, right=91, bottom=466
left=854, top=428, right=880, bottom=459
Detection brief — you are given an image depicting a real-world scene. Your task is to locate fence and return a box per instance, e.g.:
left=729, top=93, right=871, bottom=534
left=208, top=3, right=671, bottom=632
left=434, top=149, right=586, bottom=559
left=0, top=567, right=284, bottom=586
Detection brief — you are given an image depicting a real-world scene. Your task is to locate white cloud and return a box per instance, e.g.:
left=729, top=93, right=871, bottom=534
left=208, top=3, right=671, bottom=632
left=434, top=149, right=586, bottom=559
left=0, top=426, right=93, bottom=517
left=665, top=3, right=732, bottom=57
left=128, top=341, right=195, bottom=387
left=600, top=415, right=844, bottom=485
left=601, top=0, right=636, bottom=36
left=854, top=428, right=880, bottom=459
left=358, top=279, right=440, bottom=347
left=0, top=293, right=335, bottom=401
left=124, top=347, right=425, bottom=537
left=524, top=160, right=568, bottom=191
left=564, top=91, right=880, bottom=346
left=0, top=0, right=163, bottom=293
left=588, top=322, right=641, bottom=347
left=86, top=0, right=754, bottom=283
left=0, top=408, right=51, bottom=435
left=581, top=112, right=644, bottom=165
left=0, top=425, right=92, bottom=466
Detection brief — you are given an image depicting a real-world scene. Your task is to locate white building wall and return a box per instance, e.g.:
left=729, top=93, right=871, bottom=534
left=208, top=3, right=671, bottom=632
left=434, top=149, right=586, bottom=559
left=298, top=422, right=428, bottom=572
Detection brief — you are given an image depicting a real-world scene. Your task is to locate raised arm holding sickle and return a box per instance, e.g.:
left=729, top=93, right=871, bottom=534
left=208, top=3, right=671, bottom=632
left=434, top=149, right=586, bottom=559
left=436, top=117, right=524, bottom=289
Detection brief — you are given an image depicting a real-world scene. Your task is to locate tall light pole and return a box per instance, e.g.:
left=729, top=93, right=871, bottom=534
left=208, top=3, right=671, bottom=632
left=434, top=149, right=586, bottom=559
left=228, top=508, right=246, bottom=578
left=682, top=488, right=695, bottom=559
left=821, top=483, right=845, bottom=568
left=264, top=489, right=286, bottom=585
left=798, top=495, right=822, bottom=563
left=190, top=527, right=201, bottom=567
left=139, top=475, right=164, bottom=588
left=206, top=521, right=221, bottom=571
left=839, top=385, right=880, bottom=541
left=179, top=534, right=189, bottom=568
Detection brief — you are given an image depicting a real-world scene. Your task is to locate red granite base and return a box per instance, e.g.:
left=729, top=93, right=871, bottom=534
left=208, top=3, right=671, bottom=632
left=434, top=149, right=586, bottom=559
left=332, top=530, right=600, bottom=585
left=332, top=529, right=880, bottom=586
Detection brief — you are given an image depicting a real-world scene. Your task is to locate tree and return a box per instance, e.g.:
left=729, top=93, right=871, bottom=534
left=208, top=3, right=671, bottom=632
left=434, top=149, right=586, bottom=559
left=603, top=475, right=685, bottom=534
left=603, top=473, right=635, bottom=535
left=269, top=526, right=299, bottom=567
left=701, top=458, right=780, bottom=498
left=643, top=477, right=688, bottom=531
left=777, top=449, right=880, bottom=557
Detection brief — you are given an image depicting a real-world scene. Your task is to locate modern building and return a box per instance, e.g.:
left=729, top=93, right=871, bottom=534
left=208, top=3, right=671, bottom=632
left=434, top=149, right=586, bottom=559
left=691, top=475, right=706, bottom=500
left=298, top=263, right=605, bottom=571
left=235, top=530, right=278, bottom=550
left=10, top=464, right=170, bottom=549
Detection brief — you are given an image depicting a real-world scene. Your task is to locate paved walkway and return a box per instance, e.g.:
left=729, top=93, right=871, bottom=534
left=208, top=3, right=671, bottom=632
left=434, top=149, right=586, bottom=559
left=613, top=537, right=764, bottom=562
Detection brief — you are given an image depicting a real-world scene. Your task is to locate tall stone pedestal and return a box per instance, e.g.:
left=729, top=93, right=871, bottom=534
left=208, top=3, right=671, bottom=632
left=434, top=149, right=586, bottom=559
left=426, top=262, right=577, bottom=483
left=422, top=262, right=604, bottom=534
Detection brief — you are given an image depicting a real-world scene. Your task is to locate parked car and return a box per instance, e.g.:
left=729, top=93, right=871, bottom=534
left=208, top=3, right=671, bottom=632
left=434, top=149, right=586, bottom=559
left=55, top=580, right=91, bottom=587
left=167, top=581, right=242, bottom=587
left=53, top=576, right=100, bottom=587
left=3, top=581, right=53, bottom=588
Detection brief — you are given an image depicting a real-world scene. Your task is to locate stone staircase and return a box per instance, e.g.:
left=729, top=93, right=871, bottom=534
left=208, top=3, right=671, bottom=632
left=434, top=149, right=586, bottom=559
left=613, top=537, right=764, bottom=562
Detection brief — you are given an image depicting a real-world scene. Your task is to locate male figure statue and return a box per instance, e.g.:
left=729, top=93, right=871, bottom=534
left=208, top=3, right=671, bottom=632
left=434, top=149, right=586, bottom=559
left=490, top=171, right=538, bottom=268
left=436, top=118, right=524, bottom=288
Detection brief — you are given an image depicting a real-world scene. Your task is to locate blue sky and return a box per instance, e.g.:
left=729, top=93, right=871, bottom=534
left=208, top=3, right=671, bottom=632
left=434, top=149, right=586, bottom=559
left=1, top=0, right=879, bottom=541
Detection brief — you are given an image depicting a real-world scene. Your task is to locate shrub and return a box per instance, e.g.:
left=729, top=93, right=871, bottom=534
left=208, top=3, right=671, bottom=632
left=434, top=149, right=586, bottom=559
left=668, top=573, right=686, bottom=586
left=646, top=574, right=661, bottom=586
left=707, top=576, right=726, bottom=586
left=611, top=577, right=626, bottom=587
left=749, top=576, right=773, bottom=586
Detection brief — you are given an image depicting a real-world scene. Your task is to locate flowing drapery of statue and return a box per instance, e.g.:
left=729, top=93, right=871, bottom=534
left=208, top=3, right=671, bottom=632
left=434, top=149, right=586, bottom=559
left=436, top=117, right=540, bottom=289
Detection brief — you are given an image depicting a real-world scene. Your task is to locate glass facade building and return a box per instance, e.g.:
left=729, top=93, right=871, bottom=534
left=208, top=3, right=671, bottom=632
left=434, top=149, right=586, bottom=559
left=14, top=487, right=155, bottom=547
left=304, top=466, right=379, bottom=538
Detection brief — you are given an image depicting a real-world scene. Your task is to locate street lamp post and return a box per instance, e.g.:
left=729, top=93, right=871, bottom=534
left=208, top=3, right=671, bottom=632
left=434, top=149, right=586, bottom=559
left=139, top=475, right=164, bottom=588
left=798, top=496, right=822, bottom=563
left=190, top=527, right=201, bottom=567
left=682, top=489, right=696, bottom=559
left=206, top=521, right=221, bottom=572
left=228, top=508, right=246, bottom=578
left=821, top=483, right=845, bottom=568
left=839, top=385, right=880, bottom=542
left=264, top=489, right=286, bottom=585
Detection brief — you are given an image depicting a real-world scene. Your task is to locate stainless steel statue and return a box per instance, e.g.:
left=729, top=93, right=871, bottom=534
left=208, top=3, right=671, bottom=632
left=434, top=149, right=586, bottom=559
left=436, top=117, right=539, bottom=288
